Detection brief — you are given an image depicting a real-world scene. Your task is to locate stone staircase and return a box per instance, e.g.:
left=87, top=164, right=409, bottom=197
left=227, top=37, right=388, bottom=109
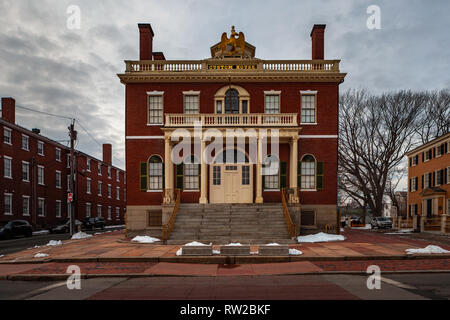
left=167, top=203, right=295, bottom=244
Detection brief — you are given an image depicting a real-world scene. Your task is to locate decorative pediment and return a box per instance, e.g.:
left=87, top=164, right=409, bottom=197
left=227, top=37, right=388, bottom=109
left=420, top=187, right=446, bottom=197
left=210, top=26, right=256, bottom=59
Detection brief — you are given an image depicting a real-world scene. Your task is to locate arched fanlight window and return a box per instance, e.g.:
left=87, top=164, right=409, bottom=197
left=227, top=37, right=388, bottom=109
left=301, top=155, right=316, bottom=190
left=148, top=155, right=163, bottom=190
left=184, top=155, right=200, bottom=190
left=225, top=89, right=240, bottom=114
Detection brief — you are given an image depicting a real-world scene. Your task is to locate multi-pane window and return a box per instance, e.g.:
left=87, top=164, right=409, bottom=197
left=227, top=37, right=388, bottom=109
left=242, top=100, right=248, bottom=114
left=116, top=187, right=120, bottom=200
left=22, top=161, right=30, bottom=182
left=410, top=177, right=418, bottom=192
left=265, top=95, right=280, bottom=114
left=56, top=200, right=62, bottom=218
left=86, top=178, right=91, bottom=194
left=225, top=89, right=239, bottom=114
left=56, top=148, right=61, bottom=161
left=98, top=181, right=102, bottom=196
left=213, top=166, right=221, bottom=185
left=424, top=173, right=431, bottom=188
left=22, top=135, right=29, bottom=150
left=301, top=155, right=316, bottom=190
left=424, top=149, right=432, bottom=161
left=86, top=158, right=91, bottom=171
left=301, top=94, right=316, bottom=123
left=67, top=174, right=71, bottom=191
left=148, top=95, right=163, bottom=124
left=37, top=141, right=44, bottom=155
left=116, top=207, right=120, bottom=219
left=97, top=205, right=102, bottom=218
left=108, top=184, right=112, bottom=198
left=38, top=198, right=45, bottom=217
left=263, top=156, right=279, bottom=190
left=98, top=163, right=102, bottom=176
left=4, top=156, right=12, bottom=178
left=4, top=128, right=12, bottom=144
left=86, top=203, right=91, bottom=218
left=216, top=100, right=223, bottom=114
left=4, top=194, right=12, bottom=215
left=23, top=196, right=30, bottom=216
left=184, top=156, right=200, bottom=190
left=108, top=166, right=111, bottom=179
left=56, top=171, right=62, bottom=188
left=436, top=170, right=444, bottom=186
left=107, top=206, right=112, bottom=220
left=448, top=167, right=450, bottom=184
left=67, top=154, right=71, bottom=168
left=149, top=156, right=163, bottom=190
left=184, top=95, right=199, bottom=114
left=242, top=166, right=250, bottom=185
left=116, top=170, right=120, bottom=182
left=38, top=166, right=44, bottom=185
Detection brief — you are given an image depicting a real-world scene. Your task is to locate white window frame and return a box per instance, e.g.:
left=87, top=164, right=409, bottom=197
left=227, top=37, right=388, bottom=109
left=108, top=184, right=112, bottom=198
left=56, top=170, right=62, bottom=189
left=56, top=148, right=61, bottom=162
left=86, top=178, right=91, bottom=194
left=67, top=154, right=71, bottom=168
left=107, top=206, right=112, bottom=220
left=4, top=156, right=12, bottom=179
left=183, top=91, right=200, bottom=114
left=116, top=186, right=120, bottom=200
left=37, top=141, right=45, bottom=156
left=108, top=166, right=112, bottom=179
left=264, top=91, right=281, bottom=114
left=424, top=149, right=432, bottom=162
left=56, top=200, right=62, bottom=218
left=86, top=158, right=91, bottom=172
left=37, top=165, right=45, bottom=185
left=4, top=193, right=13, bottom=215
left=67, top=174, right=71, bottom=191
left=301, top=155, right=317, bottom=191
left=86, top=203, right=91, bottom=218
left=97, top=204, right=102, bottom=218
left=300, top=90, right=318, bottom=125
left=116, top=207, right=120, bottom=219
left=424, top=172, right=431, bottom=188
left=22, top=195, right=30, bottom=216
left=22, top=161, right=30, bottom=182
left=22, top=134, right=29, bottom=151
left=3, top=127, right=12, bottom=145
left=98, top=181, right=102, bottom=196
left=98, top=162, right=102, bottom=176
left=38, top=198, right=45, bottom=217
left=147, top=91, right=164, bottom=125
left=116, top=170, right=120, bottom=182
left=411, top=177, right=418, bottom=192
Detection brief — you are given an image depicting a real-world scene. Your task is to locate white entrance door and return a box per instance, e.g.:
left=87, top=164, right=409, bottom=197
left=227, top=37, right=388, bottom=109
left=210, top=164, right=253, bottom=203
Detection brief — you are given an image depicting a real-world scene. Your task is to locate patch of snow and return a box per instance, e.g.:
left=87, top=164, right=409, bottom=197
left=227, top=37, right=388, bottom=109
left=28, top=245, right=41, bottom=250
left=213, top=250, right=221, bottom=255
left=46, top=240, right=62, bottom=246
left=105, top=225, right=125, bottom=229
left=94, top=233, right=103, bottom=235
left=71, top=232, right=93, bottom=240
left=34, top=253, right=49, bottom=258
left=225, top=243, right=243, bottom=246
left=183, top=241, right=211, bottom=246
left=266, top=243, right=281, bottom=246
left=250, top=251, right=259, bottom=255
left=406, top=245, right=450, bottom=255
left=289, top=249, right=303, bottom=255
left=131, top=236, right=160, bottom=244
left=297, top=232, right=346, bottom=243
left=340, top=228, right=345, bottom=232
left=176, top=248, right=183, bottom=256
left=0, top=255, right=4, bottom=258
left=32, top=230, right=49, bottom=235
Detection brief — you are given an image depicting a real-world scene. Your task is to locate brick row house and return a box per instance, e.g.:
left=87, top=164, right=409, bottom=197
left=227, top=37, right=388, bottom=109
left=118, top=23, right=346, bottom=236
left=1, top=97, right=126, bottom=229
left=406, top=132, right=450, bottom=218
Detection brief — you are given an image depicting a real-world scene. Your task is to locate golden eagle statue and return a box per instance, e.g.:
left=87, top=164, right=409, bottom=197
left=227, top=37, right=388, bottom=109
left=219, top=26, right=246, bottom=56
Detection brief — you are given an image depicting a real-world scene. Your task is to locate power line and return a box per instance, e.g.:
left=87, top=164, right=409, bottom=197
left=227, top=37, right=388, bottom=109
left=16, top=104, right=75, bottom=121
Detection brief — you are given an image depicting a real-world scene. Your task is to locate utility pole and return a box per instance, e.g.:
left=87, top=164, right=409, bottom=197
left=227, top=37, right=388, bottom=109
left=68, top=120, right=77, bottom=236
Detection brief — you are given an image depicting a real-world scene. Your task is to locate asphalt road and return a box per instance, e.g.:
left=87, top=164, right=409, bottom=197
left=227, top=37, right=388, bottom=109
left=0, top=226, right=124, bottom=256
left=0, top=273, right=448, bottom=300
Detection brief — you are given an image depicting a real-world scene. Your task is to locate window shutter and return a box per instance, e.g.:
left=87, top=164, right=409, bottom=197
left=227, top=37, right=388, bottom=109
left=317, top=162, right=324, bottom=191
left=409, top=158, right=412, bottom=167
left=162, top=163, right=165, bottom=189
left=176, top=164, right=184, bottom=190
left=415, top=177, right=419, bottom=190
left=198, top=164, right=201, bottom=189
left=409, top=179, right=412, bottom=192
left=445, top=143, right=448, bottom=154
left=280, top=162, right=287, bottom=189
left=297, top=161, right=302, bottom=188
left=140, top=162, right=147, bottom=191
left=445, top=168, right=448, bottom=184
left=422, top=152, right=424, bottom=162
left=433, top=148, right=436, bottom=158
left=415, top=155, right=419, bottom=164
left=432, top=171, right=435, bottom=187
left=421, top=175, right=424, bottom=189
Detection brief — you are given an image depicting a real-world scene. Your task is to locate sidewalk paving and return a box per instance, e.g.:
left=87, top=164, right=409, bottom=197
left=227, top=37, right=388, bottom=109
left=0, top=229, right=449, bottom=278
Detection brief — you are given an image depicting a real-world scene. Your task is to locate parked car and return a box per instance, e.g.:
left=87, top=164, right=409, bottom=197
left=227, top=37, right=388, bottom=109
left=50, top=219, right=82, bottom=234
left=370, top=217, right=393, bottom=229
left=82, top=217, right=106, bottom=230
left=0, top=220, right=33, bottom=240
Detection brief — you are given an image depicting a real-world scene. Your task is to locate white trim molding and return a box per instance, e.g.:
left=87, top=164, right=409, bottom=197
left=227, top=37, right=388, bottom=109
left=126, top=136, right=164, bottom=140
left=299, top=135, right=338, bottom=139
left=300, top=90, right=318, bottom=95
left=183, top=91, right=201, bottom=95
left=146, top=91, right=164, bottom=96
left=264, top=90, right=282, bottom=95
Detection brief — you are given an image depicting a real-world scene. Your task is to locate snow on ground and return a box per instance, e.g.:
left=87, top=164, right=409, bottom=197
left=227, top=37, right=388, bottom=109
left=250, top=251, right=259, bottom=255
left=32, top=230, right=49, bottom=235
left=225, top=243, right=243, bottom=246
left=34, top=253, right=49, bottom=258
left=176, top=248, right=183, bottom=256
left=183, top=241, right=211, bottom=246
left=71, top=232, right=93, bottom=240
left=213, top=250, right=221, bottom=255
left=266, top=243, right=281, bottom=246
left=46, top=240, right=62, bottom=246
left=131, top=236, right=161, bottom=244
left=289, top=249, right=303, bottom=255
left=406, top=245, right=450, bottom=255
left=0, top=255, right=4, bottom=258
left=28, top=245, right=41, bottom=249
left=297, top=232, right=346, bottom=243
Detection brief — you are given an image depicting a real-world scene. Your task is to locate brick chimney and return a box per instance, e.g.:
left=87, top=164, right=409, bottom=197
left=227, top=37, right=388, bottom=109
left=1, top=97, right=16, bottom=123
left=103, top=144, right=112, bottom=165
left=310, top=24, right=326, bottom=60
left=153, top=52, right=166, bottom=61
left=138, top=23, right=154, bottom=61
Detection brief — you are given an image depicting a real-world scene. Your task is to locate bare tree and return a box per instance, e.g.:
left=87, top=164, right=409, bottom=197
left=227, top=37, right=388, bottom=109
left=339, top=90, right=426, bottom=217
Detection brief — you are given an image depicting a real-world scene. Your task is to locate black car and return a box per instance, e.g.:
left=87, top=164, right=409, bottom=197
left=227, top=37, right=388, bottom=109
left=370, top=217, right=393, bottom=229
left=50, top=219, right=82, bottom=234
left=82, top=217, right=106, bottom=230
left=0, top=220, right=33, bottom=240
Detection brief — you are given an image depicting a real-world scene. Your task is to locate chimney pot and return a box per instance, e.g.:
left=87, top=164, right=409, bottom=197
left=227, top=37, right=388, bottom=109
left=103, top=144, right=112, bottom=165
left=311, top=24, right=326, bottom=60
left=138, top=23, right=154, bottom=61
left=1, top=97, right=16, bottom=123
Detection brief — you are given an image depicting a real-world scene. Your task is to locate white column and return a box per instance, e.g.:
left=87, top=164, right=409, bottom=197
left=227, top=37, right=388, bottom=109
left=289, top=136, right=299, bottom=203
left=199, top=139, right=208, bottom=204
left=164, top=136, right=173, bottom=203
left=255, top=135, right=264, bottom=203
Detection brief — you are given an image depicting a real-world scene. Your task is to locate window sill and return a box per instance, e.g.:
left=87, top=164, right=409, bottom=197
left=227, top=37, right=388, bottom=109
left=300, top=123, right=318, bottom=125
left=300, top=189, right=318, bottom=192
left=23, top=180, right=30, bottom=183
left=147, top=190, right=163, bottom=193
left=4, top=142, right=12, bottom=146
left=4, top=213, right=13, bottom=216
left=263, top=189, right=280, bottom=192
left=147, top=124, right=163, bottom=127
left=183, top=189, right=200, bottom=192
left=22, top=148, right=29, bottom=152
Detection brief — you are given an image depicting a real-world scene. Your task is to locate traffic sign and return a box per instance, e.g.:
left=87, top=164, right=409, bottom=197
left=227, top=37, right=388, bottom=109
left=67, top=193, right=73, bottom=203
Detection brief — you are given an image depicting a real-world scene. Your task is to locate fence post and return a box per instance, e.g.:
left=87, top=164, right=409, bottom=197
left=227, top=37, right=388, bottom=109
left=413, top=215, right=418, bottom=232
left=347, top=216, right=351, bottom=228
left=420, top=215, right=425, bottom=233
left=441, top=215, right=447, bottom=234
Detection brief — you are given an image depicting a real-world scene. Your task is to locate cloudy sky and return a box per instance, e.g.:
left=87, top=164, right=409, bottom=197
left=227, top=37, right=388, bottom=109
left=0, top=0, right=449, bottom=170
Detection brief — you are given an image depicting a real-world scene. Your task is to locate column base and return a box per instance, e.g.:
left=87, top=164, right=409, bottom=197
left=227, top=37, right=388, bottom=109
left=255, top=196, right=264, bottom=204
left=199, top=197, right=208, bottom=204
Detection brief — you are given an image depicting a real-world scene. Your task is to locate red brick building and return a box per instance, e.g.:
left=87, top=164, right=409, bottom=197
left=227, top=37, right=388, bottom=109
left=118, top=24, right=346, bottom=234
left=1, top=97, right=126, bottom=229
